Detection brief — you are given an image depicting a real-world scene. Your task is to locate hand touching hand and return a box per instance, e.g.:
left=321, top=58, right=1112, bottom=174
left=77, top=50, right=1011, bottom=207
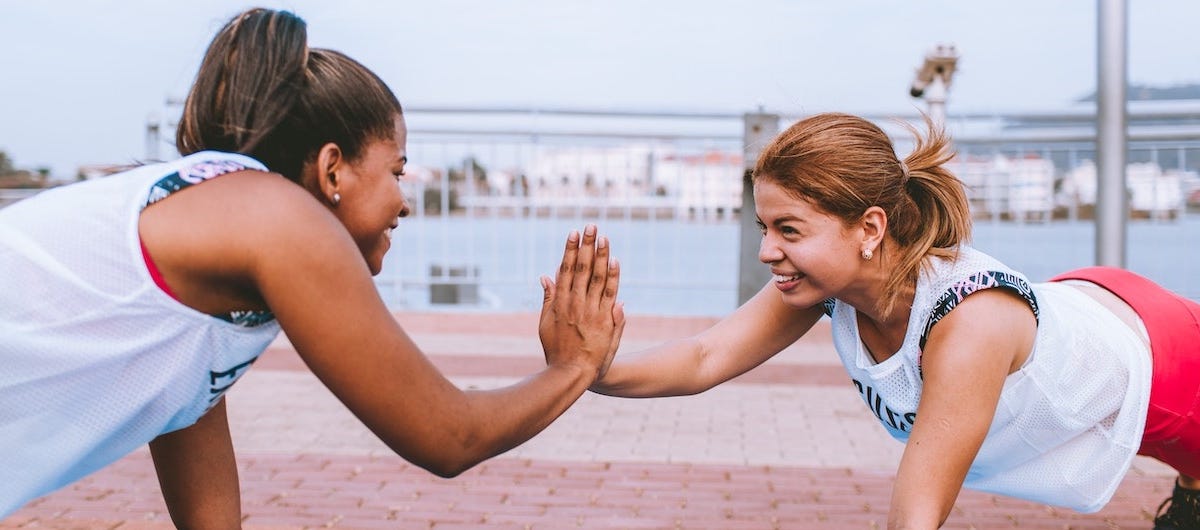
left=539, top=224, right=626, bottom=382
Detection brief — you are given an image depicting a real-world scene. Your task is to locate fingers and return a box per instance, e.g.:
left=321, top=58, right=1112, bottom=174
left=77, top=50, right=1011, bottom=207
left=554, top=229, right=580, bottom=309
left=553, top=223, right=620, bottom=315
left=600, top=257, right=620, bottom=312
left=539, top=275, right=555, bottom=311
left=598, top=301, right=627, bottom=380
left=570, top=224, right=598, bottom=302
left=585, top=235, right=611, bottom=308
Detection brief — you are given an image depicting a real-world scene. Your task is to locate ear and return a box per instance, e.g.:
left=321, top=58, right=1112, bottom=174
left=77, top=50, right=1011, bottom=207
left=314, top=142, right=345, bottom=206
left=860, top=206, right=888, bottom=253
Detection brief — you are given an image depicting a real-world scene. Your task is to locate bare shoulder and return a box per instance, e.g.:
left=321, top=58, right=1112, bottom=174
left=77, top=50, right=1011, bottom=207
left=158, top=170, right=338, bottom=237
left=196, top=170, right=361, bottom=273
left=139, top=169, right=353, bottom=280
left=194, top=170, right=326, bottom=224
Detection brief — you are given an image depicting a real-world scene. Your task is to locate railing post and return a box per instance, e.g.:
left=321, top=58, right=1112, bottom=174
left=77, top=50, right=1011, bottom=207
left=1096, top=0, right=1128, bottom=267
left=738, top=112, right=780, bottom=305
left=145, top=112, right=161, bottom=162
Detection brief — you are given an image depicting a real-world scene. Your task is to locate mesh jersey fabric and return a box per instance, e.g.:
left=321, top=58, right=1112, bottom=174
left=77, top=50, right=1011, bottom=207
left=0, top=151, right=281, bottom=517
left=827, top=245, right=1152, bottom=512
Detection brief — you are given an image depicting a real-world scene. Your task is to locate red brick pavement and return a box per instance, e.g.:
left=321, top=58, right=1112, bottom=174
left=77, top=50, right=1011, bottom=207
left=1, top=452, right=1175, bottom=529
left=0, top=312, right=1180, bottom=529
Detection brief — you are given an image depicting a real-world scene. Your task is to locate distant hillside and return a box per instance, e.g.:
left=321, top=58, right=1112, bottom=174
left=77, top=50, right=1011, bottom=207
left=1077, top=83, right=1200, bottom=102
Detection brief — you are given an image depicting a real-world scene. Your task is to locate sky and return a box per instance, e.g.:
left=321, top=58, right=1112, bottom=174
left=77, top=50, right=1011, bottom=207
left=1, top=1, right=1198, bottom=178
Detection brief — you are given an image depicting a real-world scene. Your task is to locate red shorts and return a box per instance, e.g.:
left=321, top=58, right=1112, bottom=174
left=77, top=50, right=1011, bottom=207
left=1050, top=267, right=1200, bottom=478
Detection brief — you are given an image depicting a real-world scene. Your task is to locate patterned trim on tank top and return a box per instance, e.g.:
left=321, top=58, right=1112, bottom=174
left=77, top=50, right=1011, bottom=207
left=917, top=270, right=1039, bottom=377
left=141, top=159, right=276, bottom=328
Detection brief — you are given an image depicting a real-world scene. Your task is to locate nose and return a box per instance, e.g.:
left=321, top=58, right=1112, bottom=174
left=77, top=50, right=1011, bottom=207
left=398, top=196, right=411, bottom=218
left=758, top=232, right=783, bottom=264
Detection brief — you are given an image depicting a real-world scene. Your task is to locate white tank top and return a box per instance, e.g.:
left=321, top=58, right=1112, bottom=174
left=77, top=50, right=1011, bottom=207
left=826, top=245, right=1151, bottom=513
left=0, top=151, right=281, bottom=517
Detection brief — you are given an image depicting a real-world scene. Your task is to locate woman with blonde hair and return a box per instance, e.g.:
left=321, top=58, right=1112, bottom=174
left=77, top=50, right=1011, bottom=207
left=592, top=112, right=1199, bottom=529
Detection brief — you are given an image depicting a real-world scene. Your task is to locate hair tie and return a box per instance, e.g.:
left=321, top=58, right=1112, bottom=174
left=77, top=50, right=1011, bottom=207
left=898, top=160, right=911, bottom=185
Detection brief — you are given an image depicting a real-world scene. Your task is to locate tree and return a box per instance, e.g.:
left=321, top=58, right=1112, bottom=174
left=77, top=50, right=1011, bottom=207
left=0, top=150, right=14, bottom=175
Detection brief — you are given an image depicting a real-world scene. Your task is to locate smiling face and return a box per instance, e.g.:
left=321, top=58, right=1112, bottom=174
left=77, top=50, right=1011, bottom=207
left=754, top=179, right=868, bottom=309
left=332, top=116, right=410, bottom=275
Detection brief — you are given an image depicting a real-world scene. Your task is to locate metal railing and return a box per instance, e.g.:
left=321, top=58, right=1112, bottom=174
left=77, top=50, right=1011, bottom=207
left=10, top=104, right=1196, bottom=315
left=381, top=107, right=749, bottom=315
left=379, top=105, right=1200, bottom=314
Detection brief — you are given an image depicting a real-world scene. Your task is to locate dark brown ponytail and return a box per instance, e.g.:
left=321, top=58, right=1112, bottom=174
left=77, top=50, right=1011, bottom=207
left=176, top=9, right=308, bottom=165
left=176, top=8, right=402, bottom=182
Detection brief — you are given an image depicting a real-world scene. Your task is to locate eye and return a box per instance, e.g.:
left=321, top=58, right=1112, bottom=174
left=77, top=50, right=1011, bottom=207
left=780, top=225, right=799, bottom=235
left=393, top=169, right=406, bottom=181
left=755, top=220, right=767, bottom=235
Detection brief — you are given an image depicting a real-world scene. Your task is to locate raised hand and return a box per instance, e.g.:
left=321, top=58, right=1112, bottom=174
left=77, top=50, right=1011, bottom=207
left=539, top=224, right=626, bottom=381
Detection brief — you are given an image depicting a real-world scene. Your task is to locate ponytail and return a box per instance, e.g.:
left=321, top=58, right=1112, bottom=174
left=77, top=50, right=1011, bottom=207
left=176, top=8, right=308, bottom=164
left=176, top=8, right=402, bottom=182
left=890, top=116, right=972, bottom=313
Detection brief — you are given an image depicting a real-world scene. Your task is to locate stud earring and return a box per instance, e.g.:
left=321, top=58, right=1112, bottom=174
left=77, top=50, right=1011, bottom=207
left=862, top=248, right=873, bottom=261
left=332, top=192, right=341, bottom=206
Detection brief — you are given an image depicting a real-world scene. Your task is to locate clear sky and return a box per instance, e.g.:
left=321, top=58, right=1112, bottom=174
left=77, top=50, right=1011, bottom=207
left=2, top=1, right=1198, bottom=177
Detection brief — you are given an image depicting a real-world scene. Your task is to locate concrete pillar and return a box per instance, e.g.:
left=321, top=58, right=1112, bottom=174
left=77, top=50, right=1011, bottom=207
left=738, top=112, right=780, bottom=305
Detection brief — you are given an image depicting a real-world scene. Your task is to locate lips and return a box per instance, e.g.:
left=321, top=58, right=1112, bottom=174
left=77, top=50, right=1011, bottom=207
left=769, top=271, right=803, bottom=293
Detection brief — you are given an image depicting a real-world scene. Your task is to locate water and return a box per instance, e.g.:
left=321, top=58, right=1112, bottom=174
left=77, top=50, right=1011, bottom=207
left=376, top=215, right=1200, bottom=316
left=377, top=216, right=740, bottom=316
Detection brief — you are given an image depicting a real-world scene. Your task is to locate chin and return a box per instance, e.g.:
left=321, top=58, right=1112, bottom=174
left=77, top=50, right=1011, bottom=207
left=780, top=291, right=823, bottom=310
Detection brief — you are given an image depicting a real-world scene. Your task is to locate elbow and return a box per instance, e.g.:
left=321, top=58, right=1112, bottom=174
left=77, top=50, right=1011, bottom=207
left=420, top=458, right=475, bottom=479
left=406, top=448, right=483, bottom=479
left=388, top=428, right=488, bottom=479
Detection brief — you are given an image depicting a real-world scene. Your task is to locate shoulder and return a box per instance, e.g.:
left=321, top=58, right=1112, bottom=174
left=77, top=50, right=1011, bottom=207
left=152, top=166, right=324, bottom=224
left=139, top=166, right=349, bottom=278
left=921, top=286, right=1037, bottom=374
left=917, top=246, right=1038, bottom=350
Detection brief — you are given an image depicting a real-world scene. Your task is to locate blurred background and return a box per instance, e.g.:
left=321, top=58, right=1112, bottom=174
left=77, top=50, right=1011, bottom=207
left=2, top=1, right=1197, bottom=315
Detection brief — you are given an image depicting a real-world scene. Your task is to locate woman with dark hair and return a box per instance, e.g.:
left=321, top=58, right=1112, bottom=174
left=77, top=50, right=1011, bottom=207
left=0, top=8, right=624, bottom=526
left=592, top=112, right=1200, bottom=530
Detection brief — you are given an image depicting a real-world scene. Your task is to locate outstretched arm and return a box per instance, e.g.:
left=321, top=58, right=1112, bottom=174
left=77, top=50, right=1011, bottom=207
left=887, top=288, right=1035, bottom=529
left=248, top=184, right=623, bottom=477
left=139, top=170, right=624, bottom=496
left=591, top=280, right=824, bottom=398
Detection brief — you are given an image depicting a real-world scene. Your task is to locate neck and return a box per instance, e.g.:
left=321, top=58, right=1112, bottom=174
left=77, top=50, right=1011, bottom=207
left=849, top=277, right=915, bottom=330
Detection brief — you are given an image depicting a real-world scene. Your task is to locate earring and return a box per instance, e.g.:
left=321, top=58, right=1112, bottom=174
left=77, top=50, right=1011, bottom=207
left=862, top=248, right=873, bottom=261
left=332, top=192, right=341, bottom=206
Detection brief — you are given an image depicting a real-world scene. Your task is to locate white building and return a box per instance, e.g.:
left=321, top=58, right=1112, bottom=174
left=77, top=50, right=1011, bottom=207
left=1061, top=160, right=1186, bottom=219
left=948, top=154, right=1056, bottom=221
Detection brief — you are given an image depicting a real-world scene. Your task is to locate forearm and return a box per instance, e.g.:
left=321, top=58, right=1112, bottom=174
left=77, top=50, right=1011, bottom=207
left=886, top=410, right=980, bottom=529
left=590, top=337, right=712, bottom=398
left=408, top=362, right=592, bottom=477
left=473, top=363, right=593, bottom=454
left=149, top=399, right=241, bottom=530
left=888, top=468, right=958, bottom=529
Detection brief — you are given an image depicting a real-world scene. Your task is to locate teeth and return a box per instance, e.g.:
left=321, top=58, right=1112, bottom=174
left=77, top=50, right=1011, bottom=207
left=773, top=274, right=800, bottom=283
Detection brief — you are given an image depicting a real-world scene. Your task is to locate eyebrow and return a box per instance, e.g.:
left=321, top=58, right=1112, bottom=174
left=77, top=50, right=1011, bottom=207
left=761, top=214, right=805, bottom=227
left=399, top=156, right=408, bottom=164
